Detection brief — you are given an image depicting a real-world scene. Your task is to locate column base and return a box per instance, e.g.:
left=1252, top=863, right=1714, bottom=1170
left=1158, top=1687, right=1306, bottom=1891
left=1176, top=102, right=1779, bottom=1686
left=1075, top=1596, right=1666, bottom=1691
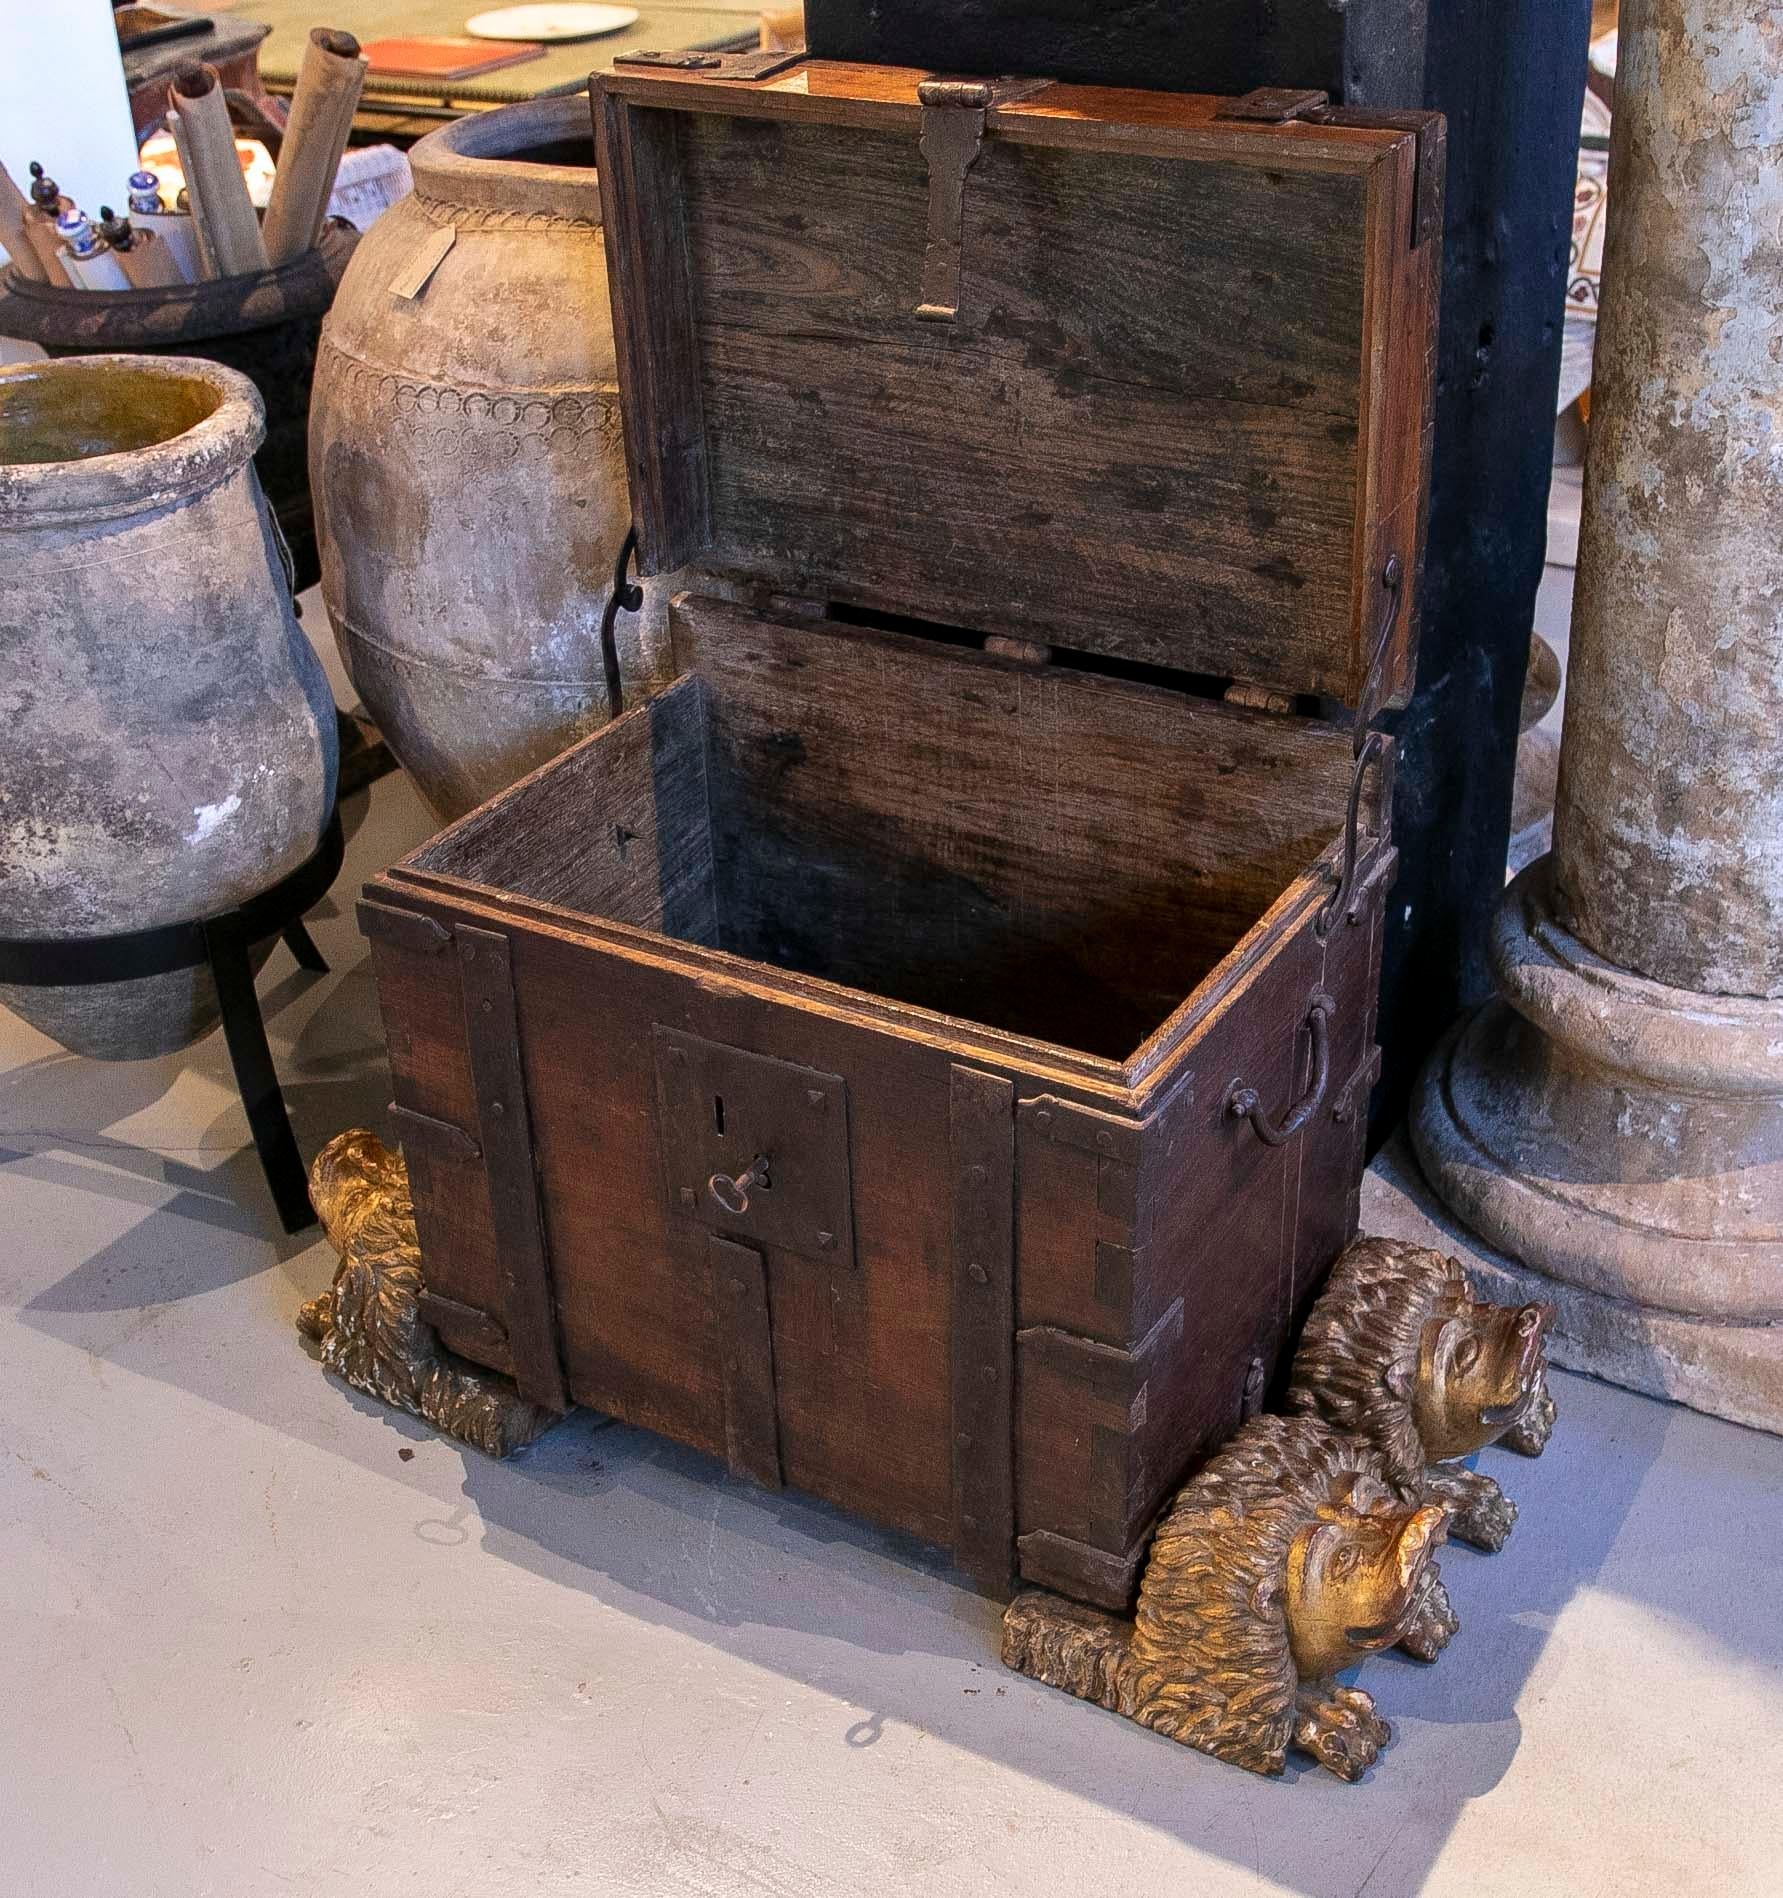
left=1409, top=859, right=1783, bottom=1433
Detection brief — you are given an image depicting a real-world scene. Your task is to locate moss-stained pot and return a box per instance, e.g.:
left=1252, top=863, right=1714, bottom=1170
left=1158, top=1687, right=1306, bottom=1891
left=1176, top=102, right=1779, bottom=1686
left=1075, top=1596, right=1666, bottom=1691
left=0, top=355, right=338, bottom=1060
left=309, top=95, right=677, bottom=823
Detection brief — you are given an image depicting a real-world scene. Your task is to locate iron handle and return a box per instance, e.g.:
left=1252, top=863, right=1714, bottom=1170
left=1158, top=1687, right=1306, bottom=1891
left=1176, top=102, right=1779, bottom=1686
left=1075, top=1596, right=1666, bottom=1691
left=1227, top=994, right=1336, bottom=1148
left=709, top=1154, right=771, bottom=1216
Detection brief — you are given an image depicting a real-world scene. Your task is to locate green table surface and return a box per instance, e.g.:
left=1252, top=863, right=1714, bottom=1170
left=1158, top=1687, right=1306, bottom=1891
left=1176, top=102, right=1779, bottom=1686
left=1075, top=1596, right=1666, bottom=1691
left=245, top=1, right=762, bottom=104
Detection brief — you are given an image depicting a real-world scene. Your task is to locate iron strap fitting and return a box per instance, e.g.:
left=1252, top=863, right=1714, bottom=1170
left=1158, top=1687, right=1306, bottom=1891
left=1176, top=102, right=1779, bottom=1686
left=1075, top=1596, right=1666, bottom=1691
left=1315, top=556, right=1402, bottom=941
left=914, top=75, right=1051, bottom=324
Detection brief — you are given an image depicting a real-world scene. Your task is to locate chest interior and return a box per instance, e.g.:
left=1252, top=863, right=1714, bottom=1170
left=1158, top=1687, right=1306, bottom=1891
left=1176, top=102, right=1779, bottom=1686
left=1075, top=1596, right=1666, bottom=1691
left=408, top=598, right=1367, bottom=1066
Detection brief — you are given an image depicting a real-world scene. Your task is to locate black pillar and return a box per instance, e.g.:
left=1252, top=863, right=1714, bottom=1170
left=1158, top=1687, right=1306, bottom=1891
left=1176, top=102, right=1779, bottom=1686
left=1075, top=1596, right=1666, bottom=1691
left=1373, top=0, right=1591, bottom=1142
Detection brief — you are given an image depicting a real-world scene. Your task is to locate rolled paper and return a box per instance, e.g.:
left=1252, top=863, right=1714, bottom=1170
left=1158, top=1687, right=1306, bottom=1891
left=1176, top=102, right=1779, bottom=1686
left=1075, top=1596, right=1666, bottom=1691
left=62, top=244, right=132, bottom=292
left=132, top=209, right=203, bottom=286
left=165, top=110, right=218, bottom=279
left=98, top=206, right=184, bottom=291
left=169, top=61, right=270, bottom=277
left=0, top=158, right=49, bottom=281
left=262, top=29, right=367, bottom=265
left=55, top=208, right=131, bottom=291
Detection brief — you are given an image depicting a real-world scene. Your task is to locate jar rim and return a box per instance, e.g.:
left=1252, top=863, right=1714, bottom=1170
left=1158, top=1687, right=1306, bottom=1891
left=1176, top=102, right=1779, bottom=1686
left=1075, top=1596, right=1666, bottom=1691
left=0, top=355, right=263, bottom=524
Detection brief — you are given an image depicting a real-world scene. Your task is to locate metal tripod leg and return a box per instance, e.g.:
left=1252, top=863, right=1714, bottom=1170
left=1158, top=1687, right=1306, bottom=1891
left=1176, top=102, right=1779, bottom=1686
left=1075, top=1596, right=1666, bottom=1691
left=205, top=922, right=315, bottom=1234
left=281, top=921, right=329, bottom=973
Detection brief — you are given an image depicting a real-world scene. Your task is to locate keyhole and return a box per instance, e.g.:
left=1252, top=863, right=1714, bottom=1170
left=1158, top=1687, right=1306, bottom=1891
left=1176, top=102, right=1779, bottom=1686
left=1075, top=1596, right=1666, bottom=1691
left=713, top=1094, right=726, bottom=1136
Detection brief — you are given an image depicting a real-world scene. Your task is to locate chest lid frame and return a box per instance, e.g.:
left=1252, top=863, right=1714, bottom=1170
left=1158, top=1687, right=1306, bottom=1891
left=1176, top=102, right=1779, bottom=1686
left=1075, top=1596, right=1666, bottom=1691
left=591, top=58, right=1442, bottom=714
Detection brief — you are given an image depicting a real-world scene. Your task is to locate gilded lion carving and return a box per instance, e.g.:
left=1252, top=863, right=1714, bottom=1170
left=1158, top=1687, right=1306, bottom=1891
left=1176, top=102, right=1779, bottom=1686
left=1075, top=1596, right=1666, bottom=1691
left=1003, top=1415, right=1452, bottom=1781
left=297, top=1129, right=555, bottom=1458
left=1286, top=1235, right=1556, bottom=1552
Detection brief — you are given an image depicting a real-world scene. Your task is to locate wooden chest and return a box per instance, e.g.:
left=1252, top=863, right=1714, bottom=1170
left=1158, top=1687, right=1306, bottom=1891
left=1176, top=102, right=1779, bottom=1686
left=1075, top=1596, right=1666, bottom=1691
left=358, top=59, right=1441, bottom=1609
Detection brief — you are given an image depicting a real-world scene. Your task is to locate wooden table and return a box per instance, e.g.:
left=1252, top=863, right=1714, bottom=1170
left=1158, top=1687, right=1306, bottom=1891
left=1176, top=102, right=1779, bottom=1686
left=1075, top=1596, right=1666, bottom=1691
left=243, top=1, right=761, bottom=124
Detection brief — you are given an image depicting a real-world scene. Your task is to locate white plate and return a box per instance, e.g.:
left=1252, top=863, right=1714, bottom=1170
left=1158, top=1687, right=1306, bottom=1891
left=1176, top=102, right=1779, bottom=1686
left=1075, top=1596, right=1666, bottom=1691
left=464, top=5, right=641, bottom=41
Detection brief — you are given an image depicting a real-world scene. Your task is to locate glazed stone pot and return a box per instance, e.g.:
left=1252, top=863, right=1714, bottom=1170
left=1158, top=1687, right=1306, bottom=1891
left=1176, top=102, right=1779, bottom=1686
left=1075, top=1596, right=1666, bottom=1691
left=310, top=95, right=677, bottom=823
left=0, top=355, right=338, bottom=1060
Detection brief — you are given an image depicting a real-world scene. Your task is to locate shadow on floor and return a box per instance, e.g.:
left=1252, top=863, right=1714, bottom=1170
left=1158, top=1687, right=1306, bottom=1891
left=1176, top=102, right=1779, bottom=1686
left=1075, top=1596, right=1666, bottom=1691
left=18, top=1126, right=1700, bottom=1896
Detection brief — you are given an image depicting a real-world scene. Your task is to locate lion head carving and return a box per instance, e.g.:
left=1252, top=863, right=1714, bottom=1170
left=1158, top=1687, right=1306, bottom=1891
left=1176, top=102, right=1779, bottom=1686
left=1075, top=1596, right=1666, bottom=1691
left=1285, top=1236, right=1556, bottom=1551
left=1004, top=1415, right=1452, bottom=1780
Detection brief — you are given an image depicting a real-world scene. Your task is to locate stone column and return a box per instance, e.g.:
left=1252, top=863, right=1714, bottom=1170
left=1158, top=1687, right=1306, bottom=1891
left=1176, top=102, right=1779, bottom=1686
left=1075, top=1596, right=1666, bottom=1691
left=1413, top=0, right=1783, bottom=1431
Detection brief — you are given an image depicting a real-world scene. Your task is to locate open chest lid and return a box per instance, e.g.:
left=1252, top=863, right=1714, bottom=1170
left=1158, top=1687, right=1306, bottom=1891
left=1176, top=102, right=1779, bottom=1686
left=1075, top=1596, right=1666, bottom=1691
left=592, top=58, right=1443, bottom=714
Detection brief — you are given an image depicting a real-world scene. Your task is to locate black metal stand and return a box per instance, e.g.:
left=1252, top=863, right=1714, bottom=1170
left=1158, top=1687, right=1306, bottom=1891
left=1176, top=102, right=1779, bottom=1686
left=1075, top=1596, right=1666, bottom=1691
left=0, top=813, right=346, bottom=1234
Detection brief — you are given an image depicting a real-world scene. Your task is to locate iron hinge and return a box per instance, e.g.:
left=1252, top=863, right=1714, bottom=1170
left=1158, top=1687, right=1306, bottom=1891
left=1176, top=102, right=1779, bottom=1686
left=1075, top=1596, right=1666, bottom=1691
left=914, top=75, right=1050, bottom=323
left=1212, top=87, right=1331, bottom=124
left=613, top=46, right=807, bottom=80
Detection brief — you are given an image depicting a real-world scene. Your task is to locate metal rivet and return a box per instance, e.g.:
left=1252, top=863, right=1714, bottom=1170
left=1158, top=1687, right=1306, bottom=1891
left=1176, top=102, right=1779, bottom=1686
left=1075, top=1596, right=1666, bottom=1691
left=961, top=1513, right=979, bottom=1531
left=956, top=1431, right=973, bottom=1449
left=966, top=1262, right=988, bottom=1286
left=505, top=1272, right=519, bottom=1290
left=726, top=1356, right=739, bottom=1373
left=459, top=942, right=476, bottom=964
left=980, top=1365, right=997, bottom=1386
left=730, top=1277, right=745, bottom=1294
left=967, top=1164, right=986, bottom=1185
left=679, top=1187, right=696, bottom=1209
left=818, top=1230, right=835, bottom=1250
left=480, top=997, right=493, bottom=1015
left=1096, top=1130, right=1116, bottom=1154
left=1034, top=1109, right=1053, bottom=1131
left=667, top=1047, right=684, bottom=1065
left=806, top=1089, right=825, bottom=1109
left=490, top=1099, right=505, bottom=1117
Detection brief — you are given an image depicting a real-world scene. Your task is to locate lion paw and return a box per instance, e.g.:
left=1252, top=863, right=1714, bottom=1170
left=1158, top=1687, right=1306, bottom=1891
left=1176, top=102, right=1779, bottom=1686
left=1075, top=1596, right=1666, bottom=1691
left=1425, top=1463, right=1516, bottom=1553
left=1500, top=1384, right=1557, bottom=1458
left=1398, top=1574, right=1460, bottom=1662
left=1294, top=1685, right=1390, bottom=1782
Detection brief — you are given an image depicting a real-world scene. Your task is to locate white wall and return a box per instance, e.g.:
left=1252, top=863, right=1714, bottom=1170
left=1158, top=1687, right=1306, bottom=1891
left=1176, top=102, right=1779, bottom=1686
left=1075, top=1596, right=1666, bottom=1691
left=0, top=0, right=138, bottom=233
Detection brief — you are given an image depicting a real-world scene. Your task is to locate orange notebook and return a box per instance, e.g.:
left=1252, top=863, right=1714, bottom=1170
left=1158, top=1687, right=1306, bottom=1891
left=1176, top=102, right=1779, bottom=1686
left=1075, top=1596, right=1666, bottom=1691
left=361, top=37, right=547, bottom=80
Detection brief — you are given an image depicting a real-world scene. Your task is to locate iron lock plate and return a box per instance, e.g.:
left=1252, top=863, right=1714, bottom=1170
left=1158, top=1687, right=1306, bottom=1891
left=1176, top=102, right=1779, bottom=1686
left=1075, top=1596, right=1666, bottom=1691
left=654, top=1026, right=854, bottom=1266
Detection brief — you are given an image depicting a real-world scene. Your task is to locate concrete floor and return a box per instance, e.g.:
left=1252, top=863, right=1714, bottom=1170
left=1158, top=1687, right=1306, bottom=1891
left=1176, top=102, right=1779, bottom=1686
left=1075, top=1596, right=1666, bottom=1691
left=5, top=598, right=1783, bottom=1898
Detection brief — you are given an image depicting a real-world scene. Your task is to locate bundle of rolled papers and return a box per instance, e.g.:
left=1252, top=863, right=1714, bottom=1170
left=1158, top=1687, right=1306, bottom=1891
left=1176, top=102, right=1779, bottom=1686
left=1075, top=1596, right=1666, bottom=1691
left=0, top=30, right=368, bottom=293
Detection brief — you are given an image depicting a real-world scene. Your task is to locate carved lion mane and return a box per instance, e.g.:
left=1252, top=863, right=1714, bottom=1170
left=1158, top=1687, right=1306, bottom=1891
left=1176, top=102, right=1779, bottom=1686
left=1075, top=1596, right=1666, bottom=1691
left=297, top=1130, right=551, bottom=1459
left=1004, top=1417, right=1401, bottom=1774
left=1120, top=1414, right=1393, bottom=1773
left=1284, top=1235, right=1462, bottom=1492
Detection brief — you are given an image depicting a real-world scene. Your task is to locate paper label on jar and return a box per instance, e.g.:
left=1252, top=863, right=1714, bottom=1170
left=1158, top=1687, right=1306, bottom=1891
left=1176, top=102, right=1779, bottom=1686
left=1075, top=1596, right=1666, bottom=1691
left=389, top=224, right=455, bottom=301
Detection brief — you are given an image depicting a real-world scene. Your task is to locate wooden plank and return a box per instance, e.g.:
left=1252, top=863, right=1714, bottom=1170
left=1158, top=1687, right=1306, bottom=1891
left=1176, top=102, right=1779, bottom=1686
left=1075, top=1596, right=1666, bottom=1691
left=412, top=675, right=718, bottom=946
left=368, top=929, right=510, bottom=1334
left=675, top=113, right=1385, bottom=702
left=708, top=1233, right=783, bottom=1488
left=457, top=925, right=569, bottom=1414
left=949, top=1065, right=1015, bottom=1593
left=681, top=596, right=1368, bottom=1062
left=595, top=66, right=1432, bottom=706
left=591, top=85, right=711, bottom=572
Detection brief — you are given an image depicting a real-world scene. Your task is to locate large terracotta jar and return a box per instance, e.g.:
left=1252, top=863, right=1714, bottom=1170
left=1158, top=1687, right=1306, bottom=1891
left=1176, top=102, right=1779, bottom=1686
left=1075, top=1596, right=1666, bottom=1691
left=0, top=355, right=339, bottom=1060
left=309, top=96, right=674, bottom=822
